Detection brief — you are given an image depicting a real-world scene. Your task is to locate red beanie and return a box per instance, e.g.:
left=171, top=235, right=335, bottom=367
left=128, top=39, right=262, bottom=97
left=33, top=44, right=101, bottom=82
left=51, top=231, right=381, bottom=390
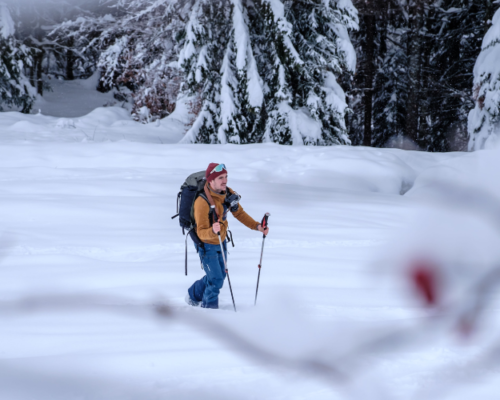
left=206, top=163, right=227, bottom=182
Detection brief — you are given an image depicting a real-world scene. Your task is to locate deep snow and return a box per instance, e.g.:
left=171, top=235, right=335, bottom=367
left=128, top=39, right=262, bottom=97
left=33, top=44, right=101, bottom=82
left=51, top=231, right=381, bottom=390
left=2, top=79, right=500, bottom=400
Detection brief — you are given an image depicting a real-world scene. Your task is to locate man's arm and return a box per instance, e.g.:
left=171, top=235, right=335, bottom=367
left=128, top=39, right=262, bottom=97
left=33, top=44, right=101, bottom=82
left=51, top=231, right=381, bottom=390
left=232, top=204, right=260, bottom=231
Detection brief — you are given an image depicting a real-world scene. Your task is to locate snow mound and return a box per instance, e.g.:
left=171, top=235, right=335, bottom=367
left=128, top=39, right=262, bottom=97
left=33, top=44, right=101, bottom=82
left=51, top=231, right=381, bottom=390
left=407, top=148, right=500, bottom=200
left=55, top=118, right=77, bottom=129
left=0, top=107, right=183, bottom=143
left=251, top=145, right=452, bottom=195
left=79, top=107, right=132, bottom=127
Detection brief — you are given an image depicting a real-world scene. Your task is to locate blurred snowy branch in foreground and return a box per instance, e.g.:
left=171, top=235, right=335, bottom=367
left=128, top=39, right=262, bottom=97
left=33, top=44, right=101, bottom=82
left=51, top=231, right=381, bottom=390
left=2, top=237, right=500, bottom=400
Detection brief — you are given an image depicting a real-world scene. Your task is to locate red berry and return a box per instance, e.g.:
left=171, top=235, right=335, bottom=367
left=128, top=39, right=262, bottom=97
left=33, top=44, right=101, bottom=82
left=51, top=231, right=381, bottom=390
left=411, top=262, right=438, bottom=306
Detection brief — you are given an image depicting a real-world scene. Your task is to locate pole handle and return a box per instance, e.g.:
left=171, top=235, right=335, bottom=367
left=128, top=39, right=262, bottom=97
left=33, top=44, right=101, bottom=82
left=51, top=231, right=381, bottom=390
left=210, top=205, right=223, bottom=237
left=209, top=205, right=216, bottom=226
left=261, top=213, right=270, bottom=238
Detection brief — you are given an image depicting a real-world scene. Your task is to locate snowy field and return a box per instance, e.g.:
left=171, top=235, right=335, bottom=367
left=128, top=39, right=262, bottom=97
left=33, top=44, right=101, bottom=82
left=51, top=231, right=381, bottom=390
left=2, top=86, right=500, bottom=399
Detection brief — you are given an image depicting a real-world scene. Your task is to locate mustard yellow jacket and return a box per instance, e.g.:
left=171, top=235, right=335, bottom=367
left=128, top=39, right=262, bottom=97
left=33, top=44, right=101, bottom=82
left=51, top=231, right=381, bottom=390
left=194, top=186, right=260, bottom=245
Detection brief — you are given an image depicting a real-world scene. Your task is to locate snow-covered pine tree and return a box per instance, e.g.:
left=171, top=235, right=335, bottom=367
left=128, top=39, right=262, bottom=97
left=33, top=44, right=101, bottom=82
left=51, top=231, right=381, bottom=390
left=262, top=0, right=358, bottom=145
left=47, top=4, right=115, bottom=82
left=179, top=0, right=265, bottom=144
left=247, top=0, right=294, bottom=144
left=469, top=3, right=500, bottom=150
left=422, top=0, right=495, bottom=151
left=6, top=0, right=107, bottom=94
left=178, top=0, right=234, bottom=143
left=51, top=0, right=187, bottom=122
left=180, top=0, right=357, bottom=145
left=0, top=3, right=36, bottom=112
left=227, top=0, right=265, bottom=144
left=97, top=0, right=185, bottom=122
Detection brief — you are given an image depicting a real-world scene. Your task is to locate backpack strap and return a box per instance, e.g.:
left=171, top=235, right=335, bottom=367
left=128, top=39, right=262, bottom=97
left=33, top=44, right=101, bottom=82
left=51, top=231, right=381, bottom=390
left=203, top=183, right=218, bottom=219
left=198, top=192, right=209, bottom=206
left=191, top=191, right=209, bottom=233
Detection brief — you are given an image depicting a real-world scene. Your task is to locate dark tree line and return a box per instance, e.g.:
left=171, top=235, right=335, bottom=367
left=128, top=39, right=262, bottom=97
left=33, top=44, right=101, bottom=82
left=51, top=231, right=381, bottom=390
left=348, top=0, right=496, bottom=151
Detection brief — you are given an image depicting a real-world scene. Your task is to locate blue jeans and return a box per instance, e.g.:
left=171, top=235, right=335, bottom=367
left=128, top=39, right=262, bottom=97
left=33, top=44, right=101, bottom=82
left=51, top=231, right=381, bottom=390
left=188, top=241, right=227, bottom=309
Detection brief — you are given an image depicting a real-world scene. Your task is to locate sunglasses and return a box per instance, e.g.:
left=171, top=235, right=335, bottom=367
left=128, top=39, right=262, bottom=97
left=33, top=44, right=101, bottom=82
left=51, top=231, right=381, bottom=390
left=210, top=163, right=227, bottom=174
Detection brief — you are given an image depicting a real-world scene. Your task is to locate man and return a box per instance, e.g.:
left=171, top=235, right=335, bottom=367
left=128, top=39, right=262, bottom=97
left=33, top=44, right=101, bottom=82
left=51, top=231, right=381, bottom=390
left=186, top=163, right=269, bottom=309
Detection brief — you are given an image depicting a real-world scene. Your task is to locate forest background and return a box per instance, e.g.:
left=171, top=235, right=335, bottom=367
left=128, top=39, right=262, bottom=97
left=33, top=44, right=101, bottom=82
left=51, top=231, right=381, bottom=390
left=0, top=0, right=499, bottom=152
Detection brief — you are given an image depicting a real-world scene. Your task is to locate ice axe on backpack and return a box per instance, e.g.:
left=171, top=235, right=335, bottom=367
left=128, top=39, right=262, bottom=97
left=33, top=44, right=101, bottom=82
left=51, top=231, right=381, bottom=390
left=210, top=205, right=237, bottom=312
left=254, top=213, right=270, bottom=306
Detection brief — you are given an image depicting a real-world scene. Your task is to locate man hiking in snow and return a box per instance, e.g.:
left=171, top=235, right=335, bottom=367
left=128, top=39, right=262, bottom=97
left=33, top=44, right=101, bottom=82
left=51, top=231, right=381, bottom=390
left=186, top=163, right=269, bottom=309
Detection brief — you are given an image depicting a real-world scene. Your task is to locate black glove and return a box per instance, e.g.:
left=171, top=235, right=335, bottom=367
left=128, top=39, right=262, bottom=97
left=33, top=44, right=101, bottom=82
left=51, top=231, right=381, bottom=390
left=225, top=192, right=241, bottom=212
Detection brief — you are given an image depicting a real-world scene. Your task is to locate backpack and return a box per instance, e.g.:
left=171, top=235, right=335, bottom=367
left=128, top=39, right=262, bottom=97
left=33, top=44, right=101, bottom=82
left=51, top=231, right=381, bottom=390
left=172, top=171, right=236, bottom=275
left=174, top=171, right=207, bottom=233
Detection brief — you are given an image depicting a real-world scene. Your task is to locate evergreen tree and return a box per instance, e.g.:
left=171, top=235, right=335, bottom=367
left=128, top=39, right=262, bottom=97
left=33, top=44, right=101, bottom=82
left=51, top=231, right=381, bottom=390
left=5, top=0, right=108, bottom=94
left=250, top=0, right=297, bottom=145
left=371, top=3, right=409, bottom=148
left=265, top=0, right=358, bottom=145
left=227, top=0, right=265, bottom=144
left=469, top=4, right=500, bottom=150
left=178, top=0, right=234, bottom=143
left=350, top=0, right=404, bottom=147
left=0, top=3, right=36, bottom=113
left=426, top=0, right=496, bottom=151
left=181, top=0, right=358, bottom=145
left=50, top=0, right=190, bottom=122
left=349, top=0, right=495, bottom=151
left=47, top=5, right=116, bottom=83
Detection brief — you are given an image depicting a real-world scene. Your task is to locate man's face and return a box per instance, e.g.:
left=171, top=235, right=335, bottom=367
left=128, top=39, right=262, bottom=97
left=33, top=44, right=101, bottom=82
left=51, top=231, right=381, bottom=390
left=210, top=173, right=228, bottom=193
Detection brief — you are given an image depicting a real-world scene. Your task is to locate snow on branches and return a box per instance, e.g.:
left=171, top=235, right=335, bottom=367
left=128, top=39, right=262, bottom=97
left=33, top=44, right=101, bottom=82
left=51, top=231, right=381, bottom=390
left=179, top=0, right=358, bottom=144
left=0, top=4, right=36, bottom=113
left=49, top=0, right=186, bottom=122
left=47, top=0, right=358, bottom=141
left=469, top=6, right=500, bottom=151
left=94, top=0, right=186, bottom=122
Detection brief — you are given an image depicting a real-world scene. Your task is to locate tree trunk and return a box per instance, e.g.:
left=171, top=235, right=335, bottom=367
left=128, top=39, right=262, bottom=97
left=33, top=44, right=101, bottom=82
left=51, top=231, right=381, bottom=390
left=29, top=66, right=35, bottom=88
left=485, top=0, right=495, bottom=24
left=66, top=37, right=75, bottom=80
left=405, top=0, right=426, bottom=144
left=36, top=50, right=44, bottom=96
left=362, top=12, right=376, bottom=147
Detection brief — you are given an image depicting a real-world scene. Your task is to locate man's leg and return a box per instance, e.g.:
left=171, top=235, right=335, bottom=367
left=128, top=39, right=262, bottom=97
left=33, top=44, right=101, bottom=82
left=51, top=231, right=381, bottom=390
left=187, top=245, right=207, bottom=305
left=201, top=243, right=227, bottom=309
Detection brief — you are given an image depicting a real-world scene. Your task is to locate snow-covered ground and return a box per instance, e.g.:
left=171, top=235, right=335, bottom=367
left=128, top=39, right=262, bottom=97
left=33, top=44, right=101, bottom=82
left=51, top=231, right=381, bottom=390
left=1, top=73, right=191, bottom=144
left=2, top=78, right=500, bottom=400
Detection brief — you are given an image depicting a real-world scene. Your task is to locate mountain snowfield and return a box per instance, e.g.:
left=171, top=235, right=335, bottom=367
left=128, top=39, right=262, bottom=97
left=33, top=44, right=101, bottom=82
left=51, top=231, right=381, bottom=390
left=2, top=92, right=500, bottom=399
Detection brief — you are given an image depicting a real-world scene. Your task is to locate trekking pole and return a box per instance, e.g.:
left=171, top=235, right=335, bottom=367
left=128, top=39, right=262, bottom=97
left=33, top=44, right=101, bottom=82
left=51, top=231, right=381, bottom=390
left=210, top=205, right=237, bottom=312
left=254, top=213, right=270, bottom=306
left=185, top=230, right=190, bottom=276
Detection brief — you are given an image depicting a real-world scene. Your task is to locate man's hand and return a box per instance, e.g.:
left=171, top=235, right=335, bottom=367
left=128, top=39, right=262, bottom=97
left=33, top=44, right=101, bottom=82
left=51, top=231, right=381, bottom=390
left=212, top=222, right=221, bottom=235
left=257, top=224, right=269, bottom=236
